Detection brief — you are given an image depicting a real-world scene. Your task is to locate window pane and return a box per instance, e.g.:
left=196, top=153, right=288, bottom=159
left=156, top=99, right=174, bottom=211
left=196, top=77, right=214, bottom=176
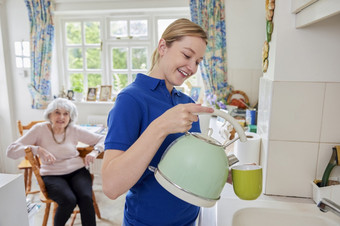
left=88, top=73, right=102, bottom=87
left=132, top=73, right=137, bottom=81
left=22, top=41, right=30, bottom=56
left=110, top=20, right=127, bottom=37
left=23, top=58, right=31, bottom=68
left=132, top=47, right=147, bottom=69
left=14, top=42, right=22, bottom=55
left=68, top=48, right=83, bottom=69
left=130, top=20, right=147, bottom=37
left=157, top=19, right=176, bottom=41
left=70, top=73, right=84, bottom=93
left=112, top=47, right=128, bottom=69
left=66, top=22, right=82, bottom=44
left=16, top=57, right=23, bottom=68
left=86, top=48, right=101, bottom=69
left=85, top=21, right=101, bottom=44
left=112, top=73, right=128, bottom=91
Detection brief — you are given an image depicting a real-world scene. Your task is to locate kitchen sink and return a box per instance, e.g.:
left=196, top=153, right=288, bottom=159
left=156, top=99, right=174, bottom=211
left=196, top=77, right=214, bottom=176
left=198, top=184, right=340, bottom=226
left=232, top=207, right=339, bottom=226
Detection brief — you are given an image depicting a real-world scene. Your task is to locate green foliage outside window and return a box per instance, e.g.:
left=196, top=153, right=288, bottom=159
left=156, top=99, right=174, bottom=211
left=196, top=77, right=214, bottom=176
left=132, top=48, right=147, bottom=69
left=66, top=22, right=81, bottom=44
left=112, top=48, right=127, bottom=69
left=70, top=73, right=84, bottom=93
left=85, top=21, right=101, bottom=44
left=68, top=48, right=83, bottom=69
left=86, top=48, right=101, bottom=69
left=88, top=73, right=102, bottom=87
left=113, top=73, right=128, bottom=92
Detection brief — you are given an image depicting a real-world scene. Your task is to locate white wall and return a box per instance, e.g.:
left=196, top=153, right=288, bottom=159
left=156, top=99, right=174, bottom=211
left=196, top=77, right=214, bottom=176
left=0, top=0, right=264, bottom=173
left=258, top=1, right=340, bottom=199
left=225, top=0, right=265, bottom=107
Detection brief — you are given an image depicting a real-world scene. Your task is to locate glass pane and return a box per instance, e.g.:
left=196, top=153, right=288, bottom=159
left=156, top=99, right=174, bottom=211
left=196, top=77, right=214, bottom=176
left=22, top=41, right=30, bottom=56
left=66, top=22, right=82, bottom=44
left=112, top=47, right=128, bottom=69
left=70, top=73, right=84, bottom=93
left=130, top=20, right=148, bottom=37
left=88, top=73, right=102, bottom=87
left=85, top=21, right=100, bottom=44
left=132, top=73, right=137, bottom=81
left=86, top=48, right=101, bottom=69
left=68, top=48, right=83, bottom=69
left=16, top=57, right=23, bottom=68
left=14, top=42, right=22, bottom=56
left=23, top=57, right=31, bottom=68
left=112, top=73, right=128, bottom=92
left=132, top=47, right=147, bottom=69
left=110, top=20, right=127, bottom=37
left=157, top=19, right=176, bottom=41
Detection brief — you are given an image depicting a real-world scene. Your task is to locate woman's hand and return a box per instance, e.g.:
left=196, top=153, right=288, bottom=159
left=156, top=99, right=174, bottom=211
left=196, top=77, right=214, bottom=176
left=156, top=103, right=214, bottom=135
left=37, top=146, right=56, bottom=164
left=85, top=151, right=98, bottom=167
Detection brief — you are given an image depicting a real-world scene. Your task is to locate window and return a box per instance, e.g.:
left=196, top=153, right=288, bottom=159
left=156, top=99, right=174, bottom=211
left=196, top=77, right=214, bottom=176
left=59, top=11, right=193, bottom=99
left=14, top=41, right=30, bottom=68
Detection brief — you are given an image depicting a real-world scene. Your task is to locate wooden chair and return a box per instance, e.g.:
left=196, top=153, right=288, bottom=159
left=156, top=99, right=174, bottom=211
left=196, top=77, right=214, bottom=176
left=17, top=120, right=45, bottom=195
left=24, top=147, right=101, bottom=226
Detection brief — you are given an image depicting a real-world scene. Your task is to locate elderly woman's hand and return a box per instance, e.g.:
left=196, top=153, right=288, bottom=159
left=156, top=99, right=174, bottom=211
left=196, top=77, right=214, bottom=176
left=85, top=150, right=98, bottom=167
left=37, top=146, right=56, bottom=164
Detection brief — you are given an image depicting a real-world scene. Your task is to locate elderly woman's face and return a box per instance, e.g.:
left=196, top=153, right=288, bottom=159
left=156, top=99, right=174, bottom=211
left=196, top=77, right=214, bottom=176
left=49, top=108, right=70, bottom=129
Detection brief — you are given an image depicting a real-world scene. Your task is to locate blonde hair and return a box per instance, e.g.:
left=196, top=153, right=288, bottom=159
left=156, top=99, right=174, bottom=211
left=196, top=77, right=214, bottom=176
left=149, top=18, right=207, bottom=72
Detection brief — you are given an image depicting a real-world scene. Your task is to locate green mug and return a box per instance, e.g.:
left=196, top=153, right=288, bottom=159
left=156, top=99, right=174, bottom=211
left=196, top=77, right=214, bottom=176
left=231, top=164, right=262, bottom=200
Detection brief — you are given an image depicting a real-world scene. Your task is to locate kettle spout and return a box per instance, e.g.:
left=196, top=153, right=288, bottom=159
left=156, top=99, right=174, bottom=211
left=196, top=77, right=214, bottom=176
left=213, top=109, right=247, bottom=142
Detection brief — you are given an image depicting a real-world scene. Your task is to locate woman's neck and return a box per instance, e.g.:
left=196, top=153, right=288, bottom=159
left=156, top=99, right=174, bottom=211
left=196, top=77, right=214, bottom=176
left=51, top=125, right=65, bottom=134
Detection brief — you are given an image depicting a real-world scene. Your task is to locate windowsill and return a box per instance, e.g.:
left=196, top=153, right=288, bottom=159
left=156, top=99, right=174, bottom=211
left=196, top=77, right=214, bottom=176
left=73, top=101, right=115, bottom=105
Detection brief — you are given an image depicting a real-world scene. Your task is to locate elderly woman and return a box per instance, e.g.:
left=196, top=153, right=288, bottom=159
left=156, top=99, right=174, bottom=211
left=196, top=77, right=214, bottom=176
left=7, top=98, right=104, bottom=226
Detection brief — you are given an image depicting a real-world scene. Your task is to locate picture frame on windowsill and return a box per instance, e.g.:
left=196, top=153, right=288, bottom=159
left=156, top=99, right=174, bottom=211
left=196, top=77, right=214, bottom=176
left=99, top=85, right=112, bottom=101
left=87, top=87, right=97, bottom=101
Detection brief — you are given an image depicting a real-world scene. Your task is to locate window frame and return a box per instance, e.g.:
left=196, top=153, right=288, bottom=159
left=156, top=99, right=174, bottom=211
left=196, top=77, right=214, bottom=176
left=56, top=10, right=191, bottom=98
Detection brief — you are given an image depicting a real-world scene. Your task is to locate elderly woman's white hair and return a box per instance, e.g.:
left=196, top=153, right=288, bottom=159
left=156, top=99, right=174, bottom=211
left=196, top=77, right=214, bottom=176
left=44, top=98, right=78, bottom=125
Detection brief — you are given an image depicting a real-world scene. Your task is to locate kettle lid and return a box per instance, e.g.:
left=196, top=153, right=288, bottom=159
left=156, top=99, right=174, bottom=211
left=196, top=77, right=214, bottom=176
left=189, top=132, right=223, bottom=147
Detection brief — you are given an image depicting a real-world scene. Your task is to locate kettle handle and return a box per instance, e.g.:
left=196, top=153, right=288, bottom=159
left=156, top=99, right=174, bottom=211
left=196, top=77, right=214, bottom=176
left=202, top=109, right=247, bottom=143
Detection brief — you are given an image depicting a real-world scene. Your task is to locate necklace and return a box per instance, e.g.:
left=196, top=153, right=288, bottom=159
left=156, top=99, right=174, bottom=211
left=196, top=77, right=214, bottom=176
left=49, top=124, right=66, bottom=144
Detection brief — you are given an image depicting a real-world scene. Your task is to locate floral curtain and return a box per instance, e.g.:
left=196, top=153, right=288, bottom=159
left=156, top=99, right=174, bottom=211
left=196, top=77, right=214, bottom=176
left=190, top=0, right=230, bottom=108
left=25, top=0, right=54, bottom=109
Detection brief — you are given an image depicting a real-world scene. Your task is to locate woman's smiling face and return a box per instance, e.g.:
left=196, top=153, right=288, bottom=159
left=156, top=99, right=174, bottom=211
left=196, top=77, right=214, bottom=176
left=158, top=36, right=207, bottom=92
left=49, top=108, right=70, bottom=130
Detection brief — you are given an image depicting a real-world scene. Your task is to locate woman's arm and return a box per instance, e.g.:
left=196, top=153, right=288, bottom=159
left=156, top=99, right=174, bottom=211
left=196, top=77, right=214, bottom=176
left=102, top=103, right=213, bottom=199
left=6, top=124, right=42, bottom=159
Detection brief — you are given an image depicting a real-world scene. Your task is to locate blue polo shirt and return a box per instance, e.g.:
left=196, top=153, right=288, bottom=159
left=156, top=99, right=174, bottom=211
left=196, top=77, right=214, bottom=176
left=105, top=73, right=200, bottom=226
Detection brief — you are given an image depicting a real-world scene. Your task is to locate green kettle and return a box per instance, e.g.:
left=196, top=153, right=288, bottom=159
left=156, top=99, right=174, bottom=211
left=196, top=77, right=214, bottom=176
left=153, top=109, right=247, bottom=207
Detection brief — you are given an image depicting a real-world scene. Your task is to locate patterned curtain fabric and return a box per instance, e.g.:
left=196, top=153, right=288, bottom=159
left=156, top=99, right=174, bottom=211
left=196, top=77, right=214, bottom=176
left=190, top=0, right=230, bottom=107
left=25, top=0, right=54, bottom=109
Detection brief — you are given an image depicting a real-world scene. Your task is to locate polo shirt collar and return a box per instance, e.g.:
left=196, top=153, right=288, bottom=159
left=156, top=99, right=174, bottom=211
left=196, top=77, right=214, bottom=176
left=135, top=73, right=182, bottom=97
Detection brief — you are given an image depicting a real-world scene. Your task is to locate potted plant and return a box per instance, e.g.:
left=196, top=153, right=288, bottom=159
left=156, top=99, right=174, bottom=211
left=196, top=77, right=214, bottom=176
left=72, top=79, right=84, bottom=102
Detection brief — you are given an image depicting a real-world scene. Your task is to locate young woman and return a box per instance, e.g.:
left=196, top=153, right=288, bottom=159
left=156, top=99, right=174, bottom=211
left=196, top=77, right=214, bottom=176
left=102, top=18, right=214, bottom=226
left=7, top=98, right=105, bottom=226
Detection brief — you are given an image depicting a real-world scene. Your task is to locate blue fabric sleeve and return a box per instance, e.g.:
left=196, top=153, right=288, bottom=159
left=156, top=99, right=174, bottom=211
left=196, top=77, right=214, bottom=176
left=105, top=92, right=142, bottom=151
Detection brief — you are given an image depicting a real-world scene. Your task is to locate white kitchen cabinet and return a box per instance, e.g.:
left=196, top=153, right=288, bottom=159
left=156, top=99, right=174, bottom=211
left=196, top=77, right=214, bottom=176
left=0, top=173, right=29, bottom=226
left=292, top=0, right=340, bottom=28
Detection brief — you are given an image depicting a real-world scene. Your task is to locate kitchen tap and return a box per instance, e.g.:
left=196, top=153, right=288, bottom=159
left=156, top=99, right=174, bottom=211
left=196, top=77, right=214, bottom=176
left=317, top=198, right=340, bottom=217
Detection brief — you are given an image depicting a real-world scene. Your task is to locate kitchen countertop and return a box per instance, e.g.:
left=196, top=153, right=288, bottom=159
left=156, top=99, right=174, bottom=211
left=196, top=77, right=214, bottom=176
left=198, top=183, right=339, bottom=226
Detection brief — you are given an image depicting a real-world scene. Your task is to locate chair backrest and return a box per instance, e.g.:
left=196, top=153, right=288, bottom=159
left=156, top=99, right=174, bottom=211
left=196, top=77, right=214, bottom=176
left=18, top=120, right=45, bottom=136
left=24, top=147, right=49, bottom=200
